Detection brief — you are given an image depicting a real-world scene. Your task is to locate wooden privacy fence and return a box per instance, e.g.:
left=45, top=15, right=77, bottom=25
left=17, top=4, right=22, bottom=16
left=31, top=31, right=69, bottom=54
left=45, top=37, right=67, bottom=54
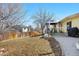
left=0, top=31, right=42, bottom=41
left=0, top=31, right=22, bottom=41
left=21, top=31, right=42, bottom=37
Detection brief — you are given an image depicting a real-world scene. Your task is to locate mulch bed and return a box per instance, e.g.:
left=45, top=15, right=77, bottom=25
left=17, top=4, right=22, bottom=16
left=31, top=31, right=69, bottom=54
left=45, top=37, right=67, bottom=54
left=45, top=37, right=63, bottom=56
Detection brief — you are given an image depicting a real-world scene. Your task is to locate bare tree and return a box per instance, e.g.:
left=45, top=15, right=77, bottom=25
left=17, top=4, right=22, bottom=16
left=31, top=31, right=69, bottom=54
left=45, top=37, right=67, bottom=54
left=32, top=9, right=54, bottom=34
left=0, top=3, right=27, bottom=33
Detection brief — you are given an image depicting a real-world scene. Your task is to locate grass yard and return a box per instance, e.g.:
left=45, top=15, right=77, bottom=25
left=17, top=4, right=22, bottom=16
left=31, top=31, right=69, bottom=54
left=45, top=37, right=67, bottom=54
left=0, top=36, right=54, bottom=56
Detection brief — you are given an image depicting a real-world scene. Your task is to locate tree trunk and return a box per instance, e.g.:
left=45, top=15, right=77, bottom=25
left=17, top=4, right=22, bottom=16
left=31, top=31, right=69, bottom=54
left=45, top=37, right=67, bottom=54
left=41, top=28, right=44, bottom=35
left=41, top=24, right=44, bottom=35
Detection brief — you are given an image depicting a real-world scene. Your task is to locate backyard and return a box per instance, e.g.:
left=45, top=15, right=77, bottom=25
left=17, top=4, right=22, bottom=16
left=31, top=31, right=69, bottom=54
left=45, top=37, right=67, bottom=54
left=0, top=3, right=79, bottom=56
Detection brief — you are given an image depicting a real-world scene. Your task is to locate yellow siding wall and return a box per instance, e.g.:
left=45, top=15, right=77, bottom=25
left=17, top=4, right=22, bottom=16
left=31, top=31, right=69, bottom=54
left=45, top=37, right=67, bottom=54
left=72, top=18, right=79, bottom=28
left=61, top=18, right=79, bottom=33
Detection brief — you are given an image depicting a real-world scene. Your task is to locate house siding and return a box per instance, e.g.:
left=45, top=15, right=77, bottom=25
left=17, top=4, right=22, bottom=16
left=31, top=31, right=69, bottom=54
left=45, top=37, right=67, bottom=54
left=48, top=13, right=79, bottom=33
left=60, top=17, right=79, bottom=33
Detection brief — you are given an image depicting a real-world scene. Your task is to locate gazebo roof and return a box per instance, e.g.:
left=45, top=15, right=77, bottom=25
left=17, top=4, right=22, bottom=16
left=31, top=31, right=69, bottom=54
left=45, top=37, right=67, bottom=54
left=46, top=20, right=58, bottom=25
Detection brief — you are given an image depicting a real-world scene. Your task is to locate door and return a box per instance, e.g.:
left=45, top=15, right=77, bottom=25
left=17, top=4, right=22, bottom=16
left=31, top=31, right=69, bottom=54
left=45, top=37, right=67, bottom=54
left=67, top=21, right=72, bottom=28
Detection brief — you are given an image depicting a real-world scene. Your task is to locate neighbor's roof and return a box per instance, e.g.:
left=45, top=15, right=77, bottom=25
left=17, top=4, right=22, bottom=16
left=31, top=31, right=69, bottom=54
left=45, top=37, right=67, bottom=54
left=59, top=13, right=79, bottom=22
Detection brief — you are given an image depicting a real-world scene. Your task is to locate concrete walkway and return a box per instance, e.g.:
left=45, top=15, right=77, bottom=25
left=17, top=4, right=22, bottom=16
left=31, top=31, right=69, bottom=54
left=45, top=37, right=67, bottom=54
left=53, top=33, right=79, bottom=56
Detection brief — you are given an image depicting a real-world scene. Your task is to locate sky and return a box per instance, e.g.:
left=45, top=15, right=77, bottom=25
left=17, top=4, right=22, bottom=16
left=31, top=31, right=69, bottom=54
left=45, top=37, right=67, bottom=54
left=21, top=3, right=79, bottom=27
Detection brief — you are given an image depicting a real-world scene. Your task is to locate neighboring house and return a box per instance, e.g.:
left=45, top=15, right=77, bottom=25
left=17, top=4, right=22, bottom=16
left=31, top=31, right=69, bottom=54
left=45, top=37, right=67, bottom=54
left=22, top=27, right=28, bottom=32
left=22, top=26, right=34, bottom=36
left=48, top=13, right=79, bottom=33
left=22, top=26, right=33, bottom=32
left=12, top=25, right=25, bottom=32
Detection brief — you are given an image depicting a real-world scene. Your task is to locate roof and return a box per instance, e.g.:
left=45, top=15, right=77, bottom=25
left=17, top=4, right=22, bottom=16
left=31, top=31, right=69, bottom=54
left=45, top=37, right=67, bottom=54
left=47, top=20, right=57, bottom=24
left=59, top=13, right=79, bottom=22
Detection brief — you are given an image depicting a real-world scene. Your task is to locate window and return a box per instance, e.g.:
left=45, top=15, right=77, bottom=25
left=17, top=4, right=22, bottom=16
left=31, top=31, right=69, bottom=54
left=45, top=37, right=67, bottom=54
left=67, top=21, right=72, bottom=28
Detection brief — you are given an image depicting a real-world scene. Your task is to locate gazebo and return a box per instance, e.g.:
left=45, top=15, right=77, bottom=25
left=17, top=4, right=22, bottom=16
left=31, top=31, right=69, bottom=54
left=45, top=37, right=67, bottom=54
left=46, top=20, right=58, bottom=33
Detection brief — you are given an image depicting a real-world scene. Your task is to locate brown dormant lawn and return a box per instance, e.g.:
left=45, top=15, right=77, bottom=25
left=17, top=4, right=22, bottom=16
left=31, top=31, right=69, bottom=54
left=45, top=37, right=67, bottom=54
left=0, top=36, right=54, bottom=56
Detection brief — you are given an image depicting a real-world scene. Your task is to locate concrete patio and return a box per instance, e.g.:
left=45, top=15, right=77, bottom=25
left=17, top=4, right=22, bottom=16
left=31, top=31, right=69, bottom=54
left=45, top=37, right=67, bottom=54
left=53, top=33, right=79, bottom=56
